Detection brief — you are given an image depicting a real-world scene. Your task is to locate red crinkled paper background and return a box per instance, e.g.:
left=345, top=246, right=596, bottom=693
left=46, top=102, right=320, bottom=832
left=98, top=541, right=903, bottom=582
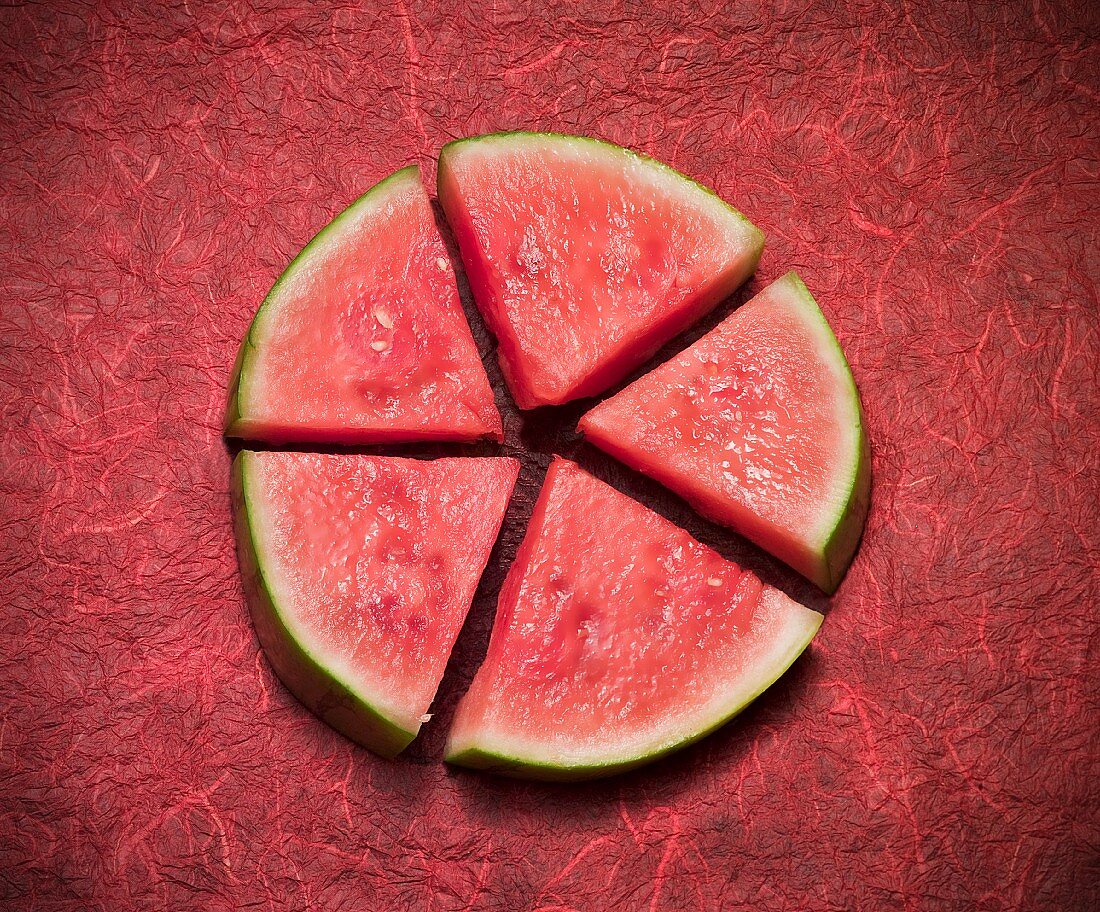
left=2, top=1, right=1097, bottom=909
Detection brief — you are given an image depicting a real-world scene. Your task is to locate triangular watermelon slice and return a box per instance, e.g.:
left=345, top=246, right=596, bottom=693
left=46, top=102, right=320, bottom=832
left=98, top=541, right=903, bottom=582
left=233, top=451, right=518, bottom=757
left=446, top=459, right=822, bottom=780
left=226, top=167, right=502, bottom=444
left=579, top=272, right=870, bottom=593
left=437, top=132, right=765, bottom=408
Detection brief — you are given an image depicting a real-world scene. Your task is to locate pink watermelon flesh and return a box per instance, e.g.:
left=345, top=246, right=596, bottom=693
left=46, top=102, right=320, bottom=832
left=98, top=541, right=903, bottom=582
left=579, top=272, right=870, bottom=593
left=225, top=167, right=502, bottom=444
left=234, top=451, right=518, bottom=757
left=446, top=459, right=823, bottom=780
left=437, top=132, right=765, bottom=408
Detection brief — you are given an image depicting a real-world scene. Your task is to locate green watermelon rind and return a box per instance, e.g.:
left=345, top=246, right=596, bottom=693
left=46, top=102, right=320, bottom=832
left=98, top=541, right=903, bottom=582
left=444, top=598, right=823, bottom=781
left=772, top=272, right=871, bottom=594
left=224, top=166, right=422, bottom=440
left=232, top=451, right=416, bottom=759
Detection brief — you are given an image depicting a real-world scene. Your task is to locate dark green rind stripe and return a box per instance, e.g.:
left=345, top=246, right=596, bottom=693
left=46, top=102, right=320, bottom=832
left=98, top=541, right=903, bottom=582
left=224, top=166, right=421, bottom=438
left=224, top=338, right=247, bottom=431
left=232, top=452, right=415, bottom=758
left=782, top=273, right=871, bottom=594
left=445, top=609, right=822, bottom=781
left=819, top=424, right=872, bottom=594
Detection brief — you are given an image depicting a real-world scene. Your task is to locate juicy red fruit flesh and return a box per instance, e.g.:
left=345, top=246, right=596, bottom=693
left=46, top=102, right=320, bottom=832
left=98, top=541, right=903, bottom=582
left=580, top=272, right=869, bottom=593
left=226, top=167, right=502, bottom=444
left=446, top=459, right=823, bottom=779
left=236, top=452, right=518, bottom=756
left=437, top=133, right=765, bottom=408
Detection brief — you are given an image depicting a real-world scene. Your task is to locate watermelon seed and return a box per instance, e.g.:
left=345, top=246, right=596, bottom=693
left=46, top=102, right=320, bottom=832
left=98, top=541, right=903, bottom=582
left=419, top=713, right=433, bottom=723
left=373, top=309, right=394, bottom=329
left=370, top=340, right=390, bottom=352
left=435, top=257, right=448, bottom=271
left=707, top=577, right=722, bottom=587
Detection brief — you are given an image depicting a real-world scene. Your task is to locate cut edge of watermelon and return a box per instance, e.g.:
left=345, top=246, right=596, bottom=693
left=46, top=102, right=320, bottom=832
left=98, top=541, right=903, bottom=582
left=444, top=587, right=822, bottom=781
left=436, top=131, right=766, bottom=408
left=232, top=451, right=417, bottom=758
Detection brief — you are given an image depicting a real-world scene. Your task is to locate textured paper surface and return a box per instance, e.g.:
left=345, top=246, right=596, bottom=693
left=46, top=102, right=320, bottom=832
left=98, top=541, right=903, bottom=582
left=2, top=2, right=1097, bottom=909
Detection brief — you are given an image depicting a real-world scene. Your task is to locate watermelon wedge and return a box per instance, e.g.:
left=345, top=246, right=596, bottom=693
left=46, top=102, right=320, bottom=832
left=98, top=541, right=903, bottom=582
left=579, top=272, right=870, bottom=593
left=446, top=459, right=823, bottom=780
left=233, top=451, right=518, bottom=757
left=225, top=167, right=502, bottom=444
left=437, top=132, right=765, bottom=408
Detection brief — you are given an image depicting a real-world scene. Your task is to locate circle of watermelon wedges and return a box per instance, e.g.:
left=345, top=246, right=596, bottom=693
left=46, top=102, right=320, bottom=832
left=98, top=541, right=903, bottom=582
left=226, top=132, right=870, bottom=778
